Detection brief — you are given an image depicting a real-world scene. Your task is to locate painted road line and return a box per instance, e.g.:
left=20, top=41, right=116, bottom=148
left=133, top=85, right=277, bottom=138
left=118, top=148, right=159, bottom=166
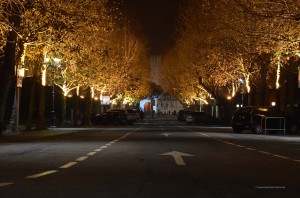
left=87, top=152, right=97, bottom=156
left=246, top=147, right=256, bottom=151
left=76, top=156, right=89, bottom=161
left=94, top=149, right=102, bottom=152
left=223, top=141, right=235, bottom=145
left=26, top=170, right=58, bottom=179
left=272, top=154, right=290, bottom=159
left=182, top=127, right=300, bottom=165
left=199, top=133, right=209, bottom=137
left=60, top=162, right=78, bottom=169
left=259, top=151, right=272, bottom=155
left=160, top=151, right=194, bottom=166
left=100, top=146, right=107, bottom=149
left=0, top=182, right=14, bottom=187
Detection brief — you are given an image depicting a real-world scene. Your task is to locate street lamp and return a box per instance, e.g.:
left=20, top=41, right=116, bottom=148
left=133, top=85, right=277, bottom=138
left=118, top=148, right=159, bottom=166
left=45, top=57, right=61, bottom=128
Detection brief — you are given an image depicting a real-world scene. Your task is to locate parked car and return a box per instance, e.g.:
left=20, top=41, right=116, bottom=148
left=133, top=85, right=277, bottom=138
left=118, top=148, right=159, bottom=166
left=107, top=109, right=137, bottom=124
left=127, top=109, right=142, bottom=120
left=186, top=112, right=219, bottom=125
left=91, top=111, right=126, bottom=126
left=231, top=106, right=288, bottom=134
left=177, top=109, right=195, bottom=122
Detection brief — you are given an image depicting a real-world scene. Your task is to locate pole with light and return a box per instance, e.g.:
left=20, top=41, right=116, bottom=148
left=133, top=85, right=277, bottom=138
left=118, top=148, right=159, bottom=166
left=45, top=57, right=61, bottom=128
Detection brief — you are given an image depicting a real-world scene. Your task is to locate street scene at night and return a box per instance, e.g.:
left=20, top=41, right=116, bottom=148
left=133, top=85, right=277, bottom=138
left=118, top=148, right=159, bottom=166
left=1, top=0, right=300, bottom=197
left=1, top=116, right=300, bottom=198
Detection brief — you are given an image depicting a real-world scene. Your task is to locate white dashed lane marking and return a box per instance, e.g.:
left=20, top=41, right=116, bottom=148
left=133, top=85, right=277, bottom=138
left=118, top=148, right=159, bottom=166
left=87, top=152, right=97, bottom=156
left=0, top=183, right=14, bottom=187
left=0, top=124, right=147, bottom=187
left=60, top=162, right=78, bottom=169
left=76, top=156, right=89, bottom=161
left=26, top=170, right=58, bottom=179
left=94, top=149, right=102, bottom=152
left=180, top=128, right=300, bottom=165
left=216, top=134, right=300, bottom=164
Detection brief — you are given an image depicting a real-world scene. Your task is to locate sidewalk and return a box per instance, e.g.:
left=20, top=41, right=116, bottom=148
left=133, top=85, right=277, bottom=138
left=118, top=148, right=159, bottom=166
left=0, top=129, right=77, bottom=142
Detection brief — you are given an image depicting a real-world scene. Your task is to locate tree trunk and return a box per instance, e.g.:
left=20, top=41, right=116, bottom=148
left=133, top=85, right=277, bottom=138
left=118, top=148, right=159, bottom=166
left=258, top=61, right=268, bottom=106
left=0, top=9, right=21, bottom=132
left=73, top=94, right=80, bottom=127
left=26, top=62, right=39, bottom=131
left=36, top=84, right=46, bottom=130
left=25, top=77, right=36, bottom=131
left=61, top=94, right=66, bottom=127
left=81, top=88, right=92, bottom=126
left=287, top=59, right=297, bottom=118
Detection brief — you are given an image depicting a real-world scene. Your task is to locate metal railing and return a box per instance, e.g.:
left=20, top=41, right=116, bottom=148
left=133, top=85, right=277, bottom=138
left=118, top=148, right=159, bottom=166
left=261, top=117, right=286, bottom=135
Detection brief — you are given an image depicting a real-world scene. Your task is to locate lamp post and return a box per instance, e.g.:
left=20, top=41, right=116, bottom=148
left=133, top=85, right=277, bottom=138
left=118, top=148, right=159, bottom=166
left=45, top=57, right=61, bottom=128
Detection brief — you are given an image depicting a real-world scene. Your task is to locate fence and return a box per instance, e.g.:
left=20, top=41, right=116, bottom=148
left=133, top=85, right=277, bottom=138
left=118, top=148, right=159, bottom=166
left=261, top=117, right=286, bottom=135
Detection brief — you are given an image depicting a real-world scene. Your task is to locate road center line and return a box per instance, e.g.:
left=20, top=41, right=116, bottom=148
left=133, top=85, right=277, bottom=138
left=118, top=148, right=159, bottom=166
left=272, top=154, right=290, bottom=159
left=87, top=152, right=97, bottom=156
left=26, top=170, right=58, bottom=179
left=60, top=162, right=78, bottom=169
left=94, top=149, right=102, bottom=152
left=0, top=182, right=14, bottom=187
left=259, top=151, right=272, bottom=155
left=246, top=147, right=256, bottom=151
left=76, top=156, right=89, bottom=161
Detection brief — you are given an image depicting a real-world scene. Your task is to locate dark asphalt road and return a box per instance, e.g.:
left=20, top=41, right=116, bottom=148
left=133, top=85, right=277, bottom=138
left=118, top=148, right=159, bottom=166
left=0, top=116, right=300, bottom=198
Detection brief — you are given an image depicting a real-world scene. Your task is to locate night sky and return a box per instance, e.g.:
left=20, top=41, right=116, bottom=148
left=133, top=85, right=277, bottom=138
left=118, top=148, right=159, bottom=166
left=123, top=0, right=184, bottom=54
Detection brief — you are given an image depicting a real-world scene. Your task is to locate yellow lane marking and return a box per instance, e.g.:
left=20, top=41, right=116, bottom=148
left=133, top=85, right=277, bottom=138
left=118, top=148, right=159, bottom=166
left=26, top=170, right=58, bottom=179
left=87, top=152, right=97, bottom=156
left=60, top=162, right=77, bottom=169
left=76, top=156, right=89, bottom=161
left=100, top=146, right=107, bottom=149
left=0, top=182, right=14, bottom=187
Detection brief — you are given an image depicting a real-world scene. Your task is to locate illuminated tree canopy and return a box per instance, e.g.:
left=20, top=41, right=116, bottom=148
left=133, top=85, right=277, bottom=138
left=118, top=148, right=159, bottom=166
left=162, top=0, right=300, bottom=107
left=0, top=0, right=151, bottom=129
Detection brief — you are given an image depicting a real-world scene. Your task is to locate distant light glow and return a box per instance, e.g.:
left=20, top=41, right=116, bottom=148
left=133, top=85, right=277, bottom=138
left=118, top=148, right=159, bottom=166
left=18, top=68, right=25, bottom=77
left=271, top=102, right=276, bottom=106
left=53, top=58, right=61, bottom=63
